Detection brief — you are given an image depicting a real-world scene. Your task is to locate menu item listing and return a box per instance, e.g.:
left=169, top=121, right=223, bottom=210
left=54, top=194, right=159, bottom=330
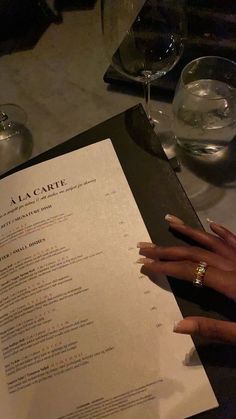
left=0, top=139, right=218, bottom=419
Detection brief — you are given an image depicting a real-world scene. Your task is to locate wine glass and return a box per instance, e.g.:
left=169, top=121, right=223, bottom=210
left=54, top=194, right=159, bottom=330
left=0, top=104, right=33, bottom=175
left=101, top=0, right=186, bottom=156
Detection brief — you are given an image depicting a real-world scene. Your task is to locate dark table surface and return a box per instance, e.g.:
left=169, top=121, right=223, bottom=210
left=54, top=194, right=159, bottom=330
left=3, top=105, right=236, bottom=419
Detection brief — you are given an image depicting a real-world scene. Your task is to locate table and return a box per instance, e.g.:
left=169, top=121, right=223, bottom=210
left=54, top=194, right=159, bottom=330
left=3, top=104, right=236, bottom=419
left=0, top=5, right=235, bottom=233
left=0, top=6, right=236, bottom=417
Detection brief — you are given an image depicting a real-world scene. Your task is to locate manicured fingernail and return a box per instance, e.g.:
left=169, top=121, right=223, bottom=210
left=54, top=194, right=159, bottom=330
left=165, top=214, right=185, bottom=225
left=136, top=257, right=155, bottom=265
left=207, top=218, right=225, bottom=230
left=137, top=242, right=156, bottom=249
left=206, top=218, right=214, bottom=224
left=173, top=319, right=197, bottom=335
left=173, top=321, right=180, bottom=332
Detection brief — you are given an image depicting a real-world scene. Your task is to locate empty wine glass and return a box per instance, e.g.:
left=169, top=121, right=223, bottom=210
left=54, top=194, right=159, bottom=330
left=101, top=0, right=186, bottom=155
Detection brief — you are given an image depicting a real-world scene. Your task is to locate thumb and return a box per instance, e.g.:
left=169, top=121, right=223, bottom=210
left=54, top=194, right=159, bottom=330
left=174, top=317, right=236, bottom=345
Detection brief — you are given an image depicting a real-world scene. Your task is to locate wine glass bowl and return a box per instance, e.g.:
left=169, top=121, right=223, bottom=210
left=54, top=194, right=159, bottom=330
left=102, top=0, right=185, bottom=83
left=101, top=0, right=186, bottom=162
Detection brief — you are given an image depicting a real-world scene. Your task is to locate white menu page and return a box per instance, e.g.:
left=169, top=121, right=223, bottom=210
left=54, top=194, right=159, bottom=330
left=0, top=139, right=218, bottom=419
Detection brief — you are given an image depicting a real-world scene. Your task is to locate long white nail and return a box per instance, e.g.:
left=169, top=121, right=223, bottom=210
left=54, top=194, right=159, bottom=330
left=173, top=320, right=180, bottom=332
left=173, top=319, right=197, bottom=334
left=137, top=242, right=156, bottom=249
left=136, top=257, right=155, bottom=265
left=165, top=214, right=184, bottom=225
left=206, top=218, right=214, bottom=224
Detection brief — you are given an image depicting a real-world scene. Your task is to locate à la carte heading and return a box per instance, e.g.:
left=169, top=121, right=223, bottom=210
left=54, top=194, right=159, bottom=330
left=10, top=179, right=67, bottom=206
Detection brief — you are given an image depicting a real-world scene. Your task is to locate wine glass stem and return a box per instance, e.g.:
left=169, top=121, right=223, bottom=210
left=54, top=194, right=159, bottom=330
left=143, top=81, right=151, bottom=121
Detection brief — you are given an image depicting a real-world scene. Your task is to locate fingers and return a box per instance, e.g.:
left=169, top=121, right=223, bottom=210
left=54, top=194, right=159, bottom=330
left=165, top=214, right=184, bottom=225
left=165, top=214, right=221, bottom=250
left=167, top=220, right=236, bottom=262
left=174, top=316, right=236, bottom=345
left=168, top=222, right=221, bottom=250
left=208, top=220, right=236, bottom=250
left=140, top=259, right=236, bottom=301
left=140, top=258, right=196, bottom=281
left=137, top=243, right=235, bottom=271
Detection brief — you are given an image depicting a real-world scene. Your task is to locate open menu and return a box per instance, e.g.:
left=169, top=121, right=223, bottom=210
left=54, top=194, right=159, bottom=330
left=0, top=139, right=218, bottom=419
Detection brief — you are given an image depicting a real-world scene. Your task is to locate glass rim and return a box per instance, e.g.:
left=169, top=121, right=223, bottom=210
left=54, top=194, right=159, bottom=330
left=180, top=55, right=236, bottom=100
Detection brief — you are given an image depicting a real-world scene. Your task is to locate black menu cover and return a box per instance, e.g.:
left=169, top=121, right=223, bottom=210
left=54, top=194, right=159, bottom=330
left=1, top=105, right=235, bottom=418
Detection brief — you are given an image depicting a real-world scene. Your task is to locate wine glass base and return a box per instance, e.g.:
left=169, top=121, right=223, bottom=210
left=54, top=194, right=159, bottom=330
left=177, top=141, right=226, bottom=156
left=149, top=109, right=181, bottom=170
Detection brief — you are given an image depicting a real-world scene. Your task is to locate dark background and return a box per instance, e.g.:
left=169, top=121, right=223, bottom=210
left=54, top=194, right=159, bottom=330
left=104, top=0, right=236, bottom=95
left=0, top=0, right=235, bottom=73
left=0, top=0, right=97, bottom=56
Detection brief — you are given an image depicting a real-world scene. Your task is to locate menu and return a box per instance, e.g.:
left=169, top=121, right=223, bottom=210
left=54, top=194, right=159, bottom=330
left=0, top=139, right=218, bottom=418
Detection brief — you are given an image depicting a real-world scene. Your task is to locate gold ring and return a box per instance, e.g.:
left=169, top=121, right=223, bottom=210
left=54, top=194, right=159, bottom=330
left=193, top=261, right=207, bottom=287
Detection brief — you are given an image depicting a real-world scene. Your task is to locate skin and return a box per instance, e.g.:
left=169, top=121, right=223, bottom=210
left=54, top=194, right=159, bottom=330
left=137, top=215, right=236, bottom=344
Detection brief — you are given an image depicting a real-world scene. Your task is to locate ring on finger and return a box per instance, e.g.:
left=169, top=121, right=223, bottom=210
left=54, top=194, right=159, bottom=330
left=193, top=261, right=207, bottom=287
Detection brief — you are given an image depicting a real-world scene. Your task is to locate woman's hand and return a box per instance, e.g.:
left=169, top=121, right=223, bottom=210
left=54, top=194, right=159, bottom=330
left=137, top=214, right=236, bottom=344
